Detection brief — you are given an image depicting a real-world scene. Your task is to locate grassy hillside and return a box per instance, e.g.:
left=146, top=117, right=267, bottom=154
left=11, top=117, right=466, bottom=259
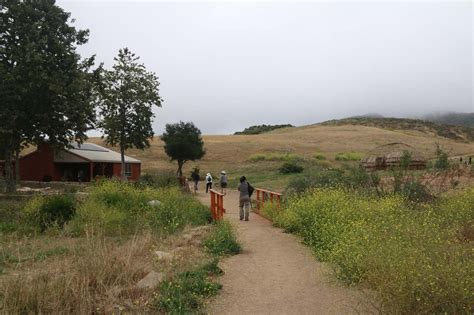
left=321, top=117, right=474, bottom=141
left=234, top=124, right=294, bottom=135
left=89, top=122, right=474, bottom=190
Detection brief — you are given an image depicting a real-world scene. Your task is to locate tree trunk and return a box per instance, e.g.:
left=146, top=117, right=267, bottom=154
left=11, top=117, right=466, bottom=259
left=177, top=160, right=184, bottom=177
left=15, top=149, right=20, bottom=185
left=120, top=144, right=127, bottom=182
left=4, top=151, right=16, bottom=193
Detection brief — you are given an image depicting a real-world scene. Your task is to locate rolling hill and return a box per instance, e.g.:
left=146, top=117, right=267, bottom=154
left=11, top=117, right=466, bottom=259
left=89, top=118, right=474, bottom=189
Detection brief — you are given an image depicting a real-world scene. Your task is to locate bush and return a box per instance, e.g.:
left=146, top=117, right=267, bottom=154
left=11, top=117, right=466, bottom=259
left=204, top=221, right=241, bottom=256
left=156, top=260, right=223, bottom=314
left=434, top=144, right=449, bottom=170
left=279, top=162, right=304, bottom=174
left=273, top=188, right=474, bottom=313
left=69, top=180, right=210, bottom=236
left=22, top=195, right=76, bottom=232
left=313, top=153, right=326, bottom=160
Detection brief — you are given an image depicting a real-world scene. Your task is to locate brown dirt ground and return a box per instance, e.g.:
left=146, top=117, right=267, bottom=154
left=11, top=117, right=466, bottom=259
left=196, top=189, right=376, bottom=315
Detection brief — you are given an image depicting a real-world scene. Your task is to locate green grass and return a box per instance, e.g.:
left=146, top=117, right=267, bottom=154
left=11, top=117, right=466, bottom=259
left=68, top=181, right=211, bottom=236
left=334, top=152, right=364, bottom=161
left=156, top=260, right=223, bottom=314
left=268, top=187, right=473, bottom=313
left=248, top=152, right=303, bottom=163
left=204, top=221, right=241, bottom=256
left=313, top=153, right=326, bottom=160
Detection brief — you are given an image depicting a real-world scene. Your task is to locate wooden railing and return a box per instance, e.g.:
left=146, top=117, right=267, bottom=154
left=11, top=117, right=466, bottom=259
left=255, top=188, right=282, bottom=212
left=210, top=189, right=225, bottom=221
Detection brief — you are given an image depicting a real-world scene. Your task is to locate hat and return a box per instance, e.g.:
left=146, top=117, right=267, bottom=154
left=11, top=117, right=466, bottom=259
left=221, top=170, right=226, bottom=174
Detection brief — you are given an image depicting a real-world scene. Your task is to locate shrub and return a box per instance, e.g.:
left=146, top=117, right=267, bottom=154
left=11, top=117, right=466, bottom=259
left=334, top=152, right=364, bottom=161
left=434, top=144, right=449, bottom=170
left=279, top=162, right=304, bottom=174
left=204, top=221, right=241, bottom=256
left=156, top=260, right=223, bottom=314
left=69, top=181, right=210, bottom=236
left=273, top=188, right=474, bottom=313
left=22, top=195, right=76, bottom=232
left=313, top=153, right=326, bottom=160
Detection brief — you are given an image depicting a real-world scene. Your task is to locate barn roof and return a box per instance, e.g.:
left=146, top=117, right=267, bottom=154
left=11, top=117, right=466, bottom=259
left=55, top=143, right=141, bottom=164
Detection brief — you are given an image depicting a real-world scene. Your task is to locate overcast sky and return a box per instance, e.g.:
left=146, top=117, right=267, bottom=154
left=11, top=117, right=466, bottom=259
left=58, top=0, right=473, bottom=135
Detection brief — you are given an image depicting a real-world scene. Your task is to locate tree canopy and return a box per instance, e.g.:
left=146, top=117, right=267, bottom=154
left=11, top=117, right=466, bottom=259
left=0, top=0, right=98, bottom=191
left=97, top=48, right=162, bottom=180
left=161, top=122, right=205, bottom=176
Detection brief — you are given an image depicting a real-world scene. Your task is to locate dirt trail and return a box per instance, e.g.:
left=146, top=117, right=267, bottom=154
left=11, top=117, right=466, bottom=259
left=197, top=189, right=371, bottom=315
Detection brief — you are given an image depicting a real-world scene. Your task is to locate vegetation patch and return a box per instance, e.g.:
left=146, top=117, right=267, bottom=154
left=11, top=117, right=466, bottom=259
left=279, top=162, right=304, bottom=174
left=269, top=188, right=474, bottom=313
left=204, top=221, right=241, bottom=256
left=156, top=260, right=223, bottom=314
left=313, top=153, right=326, bottom=160
left=234, top=124, right=294, bottom=135
left=248, top=152, right=303, bottom=162
left=69, top=180, right=210, bottom=236
left=334, top=152, right=364, bottom=161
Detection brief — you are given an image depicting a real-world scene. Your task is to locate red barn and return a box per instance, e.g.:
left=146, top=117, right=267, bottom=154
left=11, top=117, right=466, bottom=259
left=0, top=143, right=141, bottom=182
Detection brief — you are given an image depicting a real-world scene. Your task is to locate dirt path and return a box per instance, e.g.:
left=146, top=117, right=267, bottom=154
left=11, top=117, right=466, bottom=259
left=196, top=189, right=372, bottom=315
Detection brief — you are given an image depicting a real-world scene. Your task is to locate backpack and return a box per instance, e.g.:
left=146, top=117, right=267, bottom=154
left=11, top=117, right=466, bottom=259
left=247, top=182, right=254, bottom=197
left=206, top=175, right=212, bottom=183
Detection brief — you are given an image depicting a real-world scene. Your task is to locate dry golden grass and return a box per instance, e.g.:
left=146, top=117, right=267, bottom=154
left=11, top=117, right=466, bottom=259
left=89, top=124, right=474, bottom=185
left=0, top=226, right=213, bottom=314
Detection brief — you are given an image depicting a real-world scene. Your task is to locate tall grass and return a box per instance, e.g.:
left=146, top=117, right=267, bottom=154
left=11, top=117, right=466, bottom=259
left=0, top=233, right=154, bottom=313
left=270, top=188, right=473, bottom=313
left=69, top=181, right=210, bottom=236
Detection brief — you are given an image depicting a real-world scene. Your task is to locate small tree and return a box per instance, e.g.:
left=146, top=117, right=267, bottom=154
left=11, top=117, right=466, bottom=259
left=98, top=48, right=162, bottom=180
left=161, top=122, right=205, bottom=176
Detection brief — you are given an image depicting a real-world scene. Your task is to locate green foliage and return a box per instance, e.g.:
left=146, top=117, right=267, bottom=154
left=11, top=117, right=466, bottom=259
left=156, top=260, right=223, bottom=314
left=334, top=152, right=364, bottom=161
left=273, top=188, right=474, bottom=313
left=279, top=162, right=304, bottom=174
left=434, top=144, right=449, bottom=170
left=313, top=153, right=326, bottom=160
left=0, top=1, right=98, bottom=192
left=98, top=48, right=162, bottom=178
left=161, top=122, right=205, bottom=176
left=248, top=152, right=303, bottom=162
left=234, top=124, right=294, bottom=135
left=22, top=195, right=76, bottom=233
left=204, top=221, right=241, bottom=256
left=69, top=181, right=210, bottom=236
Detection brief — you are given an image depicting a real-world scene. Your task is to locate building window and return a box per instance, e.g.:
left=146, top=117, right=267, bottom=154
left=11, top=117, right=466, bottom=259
left=125, top=164, right=132, bottom=177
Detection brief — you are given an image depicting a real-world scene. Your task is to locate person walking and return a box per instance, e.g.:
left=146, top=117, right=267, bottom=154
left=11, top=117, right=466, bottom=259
left=220, top=170, right=228, bottom=195
left=238, top=176, right=251, bottom=221
left=205, top=172, right=213, bottom=193
left=191, top=168, right=200, bottom=193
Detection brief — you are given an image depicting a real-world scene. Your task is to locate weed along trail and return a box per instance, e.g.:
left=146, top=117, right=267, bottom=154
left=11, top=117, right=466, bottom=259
left=197, top=190, right=368, bottom=315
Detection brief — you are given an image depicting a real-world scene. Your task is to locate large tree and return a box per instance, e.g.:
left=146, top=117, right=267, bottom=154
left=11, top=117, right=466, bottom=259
left=98, top=48, right=162, bottom=180
left=0, top=0, right=98, bottom=192
left=161, top=122, right=205, bottom=176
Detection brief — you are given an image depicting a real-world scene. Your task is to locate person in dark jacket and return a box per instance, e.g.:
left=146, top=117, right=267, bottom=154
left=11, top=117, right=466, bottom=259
left=238, top=176, right=251, bottom=221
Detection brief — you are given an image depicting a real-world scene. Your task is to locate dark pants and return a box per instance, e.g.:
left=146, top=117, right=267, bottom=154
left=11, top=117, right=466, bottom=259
left=206, top=182, right=212, bottom=193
